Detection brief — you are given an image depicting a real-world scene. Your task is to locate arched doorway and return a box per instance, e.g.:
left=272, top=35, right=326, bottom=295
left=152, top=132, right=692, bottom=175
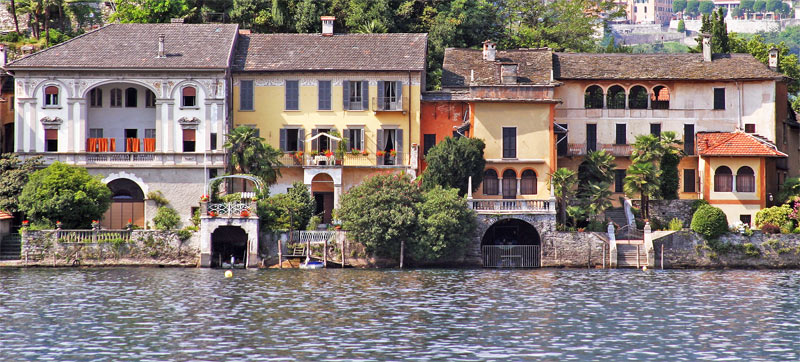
left=311, top=173, right=334, bottom=225
left=481, top=218, right=541, bottom=268
left=101, top=178, right=145, bottom=229
left=211, top=226, right=248, bottom=268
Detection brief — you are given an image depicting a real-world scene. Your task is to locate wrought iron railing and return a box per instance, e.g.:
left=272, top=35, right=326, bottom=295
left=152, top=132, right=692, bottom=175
left=482, top=245, right=541, bottom=268
left=207, top=202, right=252, bottom=217
left=469, top=199, right=553, bottom=213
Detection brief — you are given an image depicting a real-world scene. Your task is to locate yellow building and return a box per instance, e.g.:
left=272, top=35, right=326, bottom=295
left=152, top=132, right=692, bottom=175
left=232, top=22, right=427, bottom=223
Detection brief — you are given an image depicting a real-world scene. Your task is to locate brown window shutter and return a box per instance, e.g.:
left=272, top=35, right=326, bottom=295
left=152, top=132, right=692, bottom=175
left=183, top=129, right=196, bottom=142
left=183, top=87, right=196, bottom=97
left=45, top=129, right=58, bottom=140
left=45, top=86, right=58, bottom=95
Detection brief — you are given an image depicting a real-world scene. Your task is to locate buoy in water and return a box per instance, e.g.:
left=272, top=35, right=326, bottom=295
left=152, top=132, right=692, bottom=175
left=224, top=270, right=233, bottom=278
left=642, top=266, right=648, bottom=271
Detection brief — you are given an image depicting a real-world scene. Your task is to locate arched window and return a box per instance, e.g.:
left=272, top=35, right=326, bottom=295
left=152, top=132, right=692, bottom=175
left=110, top=88, right=122, bottom=107
left=520, top=170, right=537, bottom=195
left=651, top=85, right=670, bottom=109
left=125, top=87, right=138, bottom=108
left=502, top=169, right=517, bottom=199
left=89, top=88, right=102, bottom=108
left=629, top=85, right=648, bottom=109
left=736, top=166, right=755, bottom=192
left=584, top=85, right=603, bottom=109
left=483, top=169, right=499, bottom=195
left=44, top=86, right=59, bottom=106
left=182, top=86, right=197, bottom=107
left=145, top=89, right=156, bottom=108
left=607, top=85, right=626, bottom=109
left=714, top=166, right=733, bottom=192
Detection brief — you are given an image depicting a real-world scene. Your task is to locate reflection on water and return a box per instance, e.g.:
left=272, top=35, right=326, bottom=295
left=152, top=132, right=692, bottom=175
left=1, top=268, right=799, bottom=361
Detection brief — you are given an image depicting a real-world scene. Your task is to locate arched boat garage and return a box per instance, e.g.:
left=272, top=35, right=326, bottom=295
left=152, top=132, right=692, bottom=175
left=481, top=218, right=541, bottom=268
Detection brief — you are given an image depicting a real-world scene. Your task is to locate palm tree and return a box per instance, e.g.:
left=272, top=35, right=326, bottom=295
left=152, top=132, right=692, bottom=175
left=356, top=19, right=388, bottom=34
left=630, top=134, right=662, bottom=163
left=224, top=126, right=282, bottom=186
left=623, top=161, right=660, bottom=220
left=584, top=182, right=613, bottom=222
left=577, top=149, right=616, bottom=200
left=548, top=167, right=577, bottom=226
left=658, top=131, right=685, bottom=199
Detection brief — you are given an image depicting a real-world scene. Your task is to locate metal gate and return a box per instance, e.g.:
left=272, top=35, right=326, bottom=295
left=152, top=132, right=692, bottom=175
left=482, top=245, right=541, bottom=268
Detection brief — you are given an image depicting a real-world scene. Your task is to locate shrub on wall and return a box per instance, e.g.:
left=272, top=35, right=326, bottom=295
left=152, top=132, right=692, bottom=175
left=690, top=205, right=728, bottom=239
left=153, top=206, right=180, bottom=230
left=755, top=205, right=792, bottom=229
left=761, top=223, right=781, bottom=234
left=690, top=199, right=709, bottom=215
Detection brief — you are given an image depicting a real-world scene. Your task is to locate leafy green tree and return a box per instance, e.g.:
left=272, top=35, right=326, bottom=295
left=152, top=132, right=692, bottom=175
left=577, top=149, right=615, bottom=200
left=730, top=6, right=742, bottom=18
left=686, top=0, right=700, bottom=14
left=0, top=154, right=42, bottom=213
left=711, top=8, right=730, bottom=53
left=781, top=2, right=791, bottom=16
left=224, top=125, right=282, bottom=185
left=698, top=0, right=714, bottom=14
left=422, top=136, right=486, bottom=196
left=740, top=0, right=755, bottom=12
left=19, top=162, right=111, bottom=228
left=777, top=177, right=800, bottom=203
left=677, top=19, right=686, bottom=32
left=153, top=206, right=180, bottom=230
left=262, top=181, right=314, bottom=231
left=337, top=173, right=421, bottom=261
left=673, top=0, right=687, bottom=13
left=411, top=186, right=476, bottom=262
left=658, top=131, right=684, bottom=200
left=110, top=0, right=190, bottom=23
left=624, top=160, right=660, bottom=221
left=766, top=0, right=780, bottom=12
left=754, top=0, right=766, bottom=12
left=547, top=167, right=577, bottom=226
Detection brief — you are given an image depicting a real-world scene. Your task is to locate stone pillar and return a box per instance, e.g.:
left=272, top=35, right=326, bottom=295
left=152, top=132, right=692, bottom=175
left=15, top=100, right=26, bottom=152
left=644, top=221, right=654, bottom=268
left=26, top=102, right=36, bottom=152
left=608, top=222, right=617, bottom=268
left=66, top=100, right=76, bottom=152
left=199, top=216, right=211, bottom=267
left=166, top=102, right=175, bottom=152
left=154, top=102, right=163, bottom=152
left=77, top=100, right=87, bottom=152
left=333, top=183, right=342, bottom=211
left=204, top=102, right=212, bottom=152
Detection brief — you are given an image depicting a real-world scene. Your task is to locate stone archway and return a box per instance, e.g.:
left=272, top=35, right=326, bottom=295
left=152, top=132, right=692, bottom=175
left=210, top=225, right=248, bottom=268
left=481, top=218, right=541, bottom=246
left=311, top=173, right=334, bottom=225
left=102, top=178, right=145, bottom=229
left=474, top=215, right=554, bottom=268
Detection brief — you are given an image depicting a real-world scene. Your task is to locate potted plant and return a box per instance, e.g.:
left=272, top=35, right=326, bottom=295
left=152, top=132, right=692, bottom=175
left=55, top=221, right=62, bottom=229
left=240, top=209, right=251, bottom=217
left=324, top=150, right=334, bottom=158
left=376, top=150, right=386, bottom=157
left=361, top=149, right=369, bottom=156
left=208, top=211, right=217, bottom=217
left=200, top=194, right=209, bottom=202
left=310, top=150, right=319, bottom=157
left=350, top=149, right=361, bottom=155
left=91, top=220, right=100, bottom=229
left=389, top=149, right=397, bottom=157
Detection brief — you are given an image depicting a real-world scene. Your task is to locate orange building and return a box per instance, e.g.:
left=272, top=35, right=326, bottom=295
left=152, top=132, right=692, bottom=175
left=419, top=99, right=469, bottom=171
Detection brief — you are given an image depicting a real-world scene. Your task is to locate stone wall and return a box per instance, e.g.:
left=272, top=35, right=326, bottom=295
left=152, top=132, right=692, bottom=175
left=21, top=229, right=199, bottom=266
left=543, top=232, right=609, bottom=268
left=632, top=199, right=695, bottom=227
left=654, top=230, right=800, bottom=268
left=669, top=19, right=782, bottom=33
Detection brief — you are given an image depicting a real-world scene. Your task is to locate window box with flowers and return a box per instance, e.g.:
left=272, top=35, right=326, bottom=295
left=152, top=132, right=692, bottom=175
left=376, top=150, right=386, bottom=157
left=240, top=210, right=251, bottom=217
left=293, top=151, right=304, bottom=165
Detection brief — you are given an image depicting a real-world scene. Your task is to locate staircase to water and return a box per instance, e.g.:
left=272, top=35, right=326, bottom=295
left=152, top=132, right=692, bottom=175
left=605, top=207, right=628, bottom=228
left=617, top=242, right=647, bottom=268
left=0, top=234, right=21, bottom=260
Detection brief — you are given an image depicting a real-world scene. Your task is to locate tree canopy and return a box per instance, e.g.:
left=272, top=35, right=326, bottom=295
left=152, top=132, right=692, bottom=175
left=19, top=162, right=112, bottom=228
left=421, top=136, right=486, bottom=196
left=224, top=125, right=282, bottom=185
left=0, top=153, right=42, bottom=213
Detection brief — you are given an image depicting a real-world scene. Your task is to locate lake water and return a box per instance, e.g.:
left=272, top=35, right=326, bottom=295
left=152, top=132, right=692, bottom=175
left=1, top=268, right=799, bottom=361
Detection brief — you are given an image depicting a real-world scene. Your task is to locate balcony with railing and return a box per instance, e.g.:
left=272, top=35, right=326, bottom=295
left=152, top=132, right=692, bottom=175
left=563, top=143, right=632, bottom=157
left=278, top=152, right=409, bottom=168
left=202, top=201, right=257, bottom=218
left=555, top=107, right=734, bottom=121
left=468, top=199, right=555, bottom=214
left=20, top=151, right=225, bottom=167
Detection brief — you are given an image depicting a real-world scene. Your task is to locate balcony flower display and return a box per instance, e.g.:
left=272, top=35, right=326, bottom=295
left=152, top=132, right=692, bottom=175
left=208, top=211, right=217, bottom=217
left=56, top=221, right=62, bottom=229
left=350, top=149, right=361, bottom=155
left=22, top=220, right=29, bottom=226
left=240, top=209, right=251, bottom=217
left=324, top=150, right=334, bottom=157
left=200, top=194, right=209, bottom=202
left=376, top=150, right=386, bottom=157
left=310, top=150, right=319, bottom=157
left=361, top=149, right=369, bottom=156
left=91, top=220, right=100, bottom=228
left=389, top=149, right=397, bottom=157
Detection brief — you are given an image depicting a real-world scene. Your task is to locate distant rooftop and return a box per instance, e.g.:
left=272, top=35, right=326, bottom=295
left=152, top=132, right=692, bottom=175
left=442, top=48, right=555, bottom=87
left=696, top=131, right=787, bottom=157
left=233, top=33, right=428, bottom=72
left=7, top=23, right=240, bottom=70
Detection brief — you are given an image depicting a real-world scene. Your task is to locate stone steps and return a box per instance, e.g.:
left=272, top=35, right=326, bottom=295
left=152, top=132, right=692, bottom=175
left=605, top=207, right=629, bottom=228
left=0, top=235, right=21, bottom=261
left=617, top=244, right=647, bottom=268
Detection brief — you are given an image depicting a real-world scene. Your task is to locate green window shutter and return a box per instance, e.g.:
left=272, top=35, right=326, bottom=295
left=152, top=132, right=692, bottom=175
left=279, top=128, right=287, bottom=151
left=377, top=81, right=385, bottom=110
left=343, top=81, right=350, bottom=110
left=361, top=80, right=369, bottom=110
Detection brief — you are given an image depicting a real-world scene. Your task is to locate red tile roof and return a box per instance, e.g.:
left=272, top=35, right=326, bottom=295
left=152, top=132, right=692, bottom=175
left=696, top=132, right=787, bottom=157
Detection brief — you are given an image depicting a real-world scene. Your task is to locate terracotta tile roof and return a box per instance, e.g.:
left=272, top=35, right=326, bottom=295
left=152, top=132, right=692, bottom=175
left=442, top=48, right=555, bottom=87
left=7, top=23, right=240, bottom=70
left=0, top=211, right=12, bottom=220
left=233, top=33, right=427, bottom=72
left=696, top=132, right=787, bottom=157
left=553, top=53, right=784, bottom=81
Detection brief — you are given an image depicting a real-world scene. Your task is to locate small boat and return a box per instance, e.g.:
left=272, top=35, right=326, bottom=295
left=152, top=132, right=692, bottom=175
left=300, top=257, right=324, bottom=269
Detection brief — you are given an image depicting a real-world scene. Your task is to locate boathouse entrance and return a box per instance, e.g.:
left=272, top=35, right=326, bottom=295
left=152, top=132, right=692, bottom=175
left=210, top=226, right=248, bottom=268
left=481, top=218, right=541, bottom=268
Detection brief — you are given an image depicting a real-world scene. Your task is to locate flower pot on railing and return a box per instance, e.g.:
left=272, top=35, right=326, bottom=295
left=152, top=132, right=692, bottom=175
left=240, top=210, right=251, bottom=218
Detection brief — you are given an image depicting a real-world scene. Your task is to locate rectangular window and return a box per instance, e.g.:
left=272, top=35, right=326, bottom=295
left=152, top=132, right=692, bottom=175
left=182, top=129, right=196, bottom=153
left=684, top=124, right=695, bottom=155
left=145, top=90, right=156, bottom=108
left=210, top=133, right=217, bottom=150
left=90, top=88, right=102, bottom=107
left=285, top=80, right=299, bottom=110
left=280, top=128, right=302, bottom=152
left=379, top=81, right=400, bottom=110
left=44, top=86, right=59, bottom=106
left=744, top=123, right=756, bottom=133
left=346, top=128, right=364, bottom=151
left=502, top=127, right=516, bottom=158
left=239, top=80, right=254, bottom=111
left=615, top=124, right=626, bottom=145
left=740, top=215, right=752, bottom=227
left=348, top=81, right=363, bottom=110
left=45, top=129, right=58, bottom=152
left=423, top=134, right=436, bottom=156
left=315, top=128, right=331, bottom=152
left=145, top=129, right=156, bottom=139
left=557, top=123, right=568, bottom=156
left=318, top=80, right=331, bottom=110
left=713, top=88, right=725, bottom=110
left=650, top=123, right=661, bottom=137
left=89, top=128, right=103, bottom=138
left=125, top=88, right=138, bottom=108
left=615, top=169, right=626, bottom=193
left=586, top=124, right=597, bottom=152
left=683, top=169, right=696, bottom=193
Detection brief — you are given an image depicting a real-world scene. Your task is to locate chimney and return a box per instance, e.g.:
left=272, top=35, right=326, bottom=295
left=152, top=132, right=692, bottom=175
left=482, top=40, right=496, bottom=61
left=321, top=16, right=335, bottom=36
left=157, top=34, right=166, bottom=58
left=768, top=47, right=779, bottom=71
left=170, top=18, right=184, bottom=24
left=702, top=33, right=712, bottom=62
